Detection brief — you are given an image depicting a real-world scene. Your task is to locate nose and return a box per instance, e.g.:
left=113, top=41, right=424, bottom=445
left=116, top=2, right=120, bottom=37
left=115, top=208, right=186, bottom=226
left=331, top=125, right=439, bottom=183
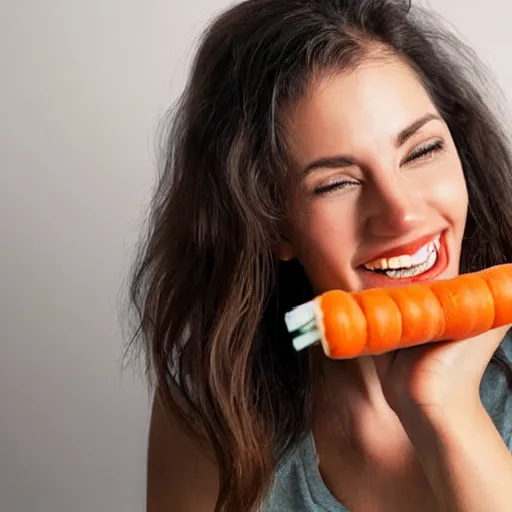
left=364, top=175, right=427, bottom=238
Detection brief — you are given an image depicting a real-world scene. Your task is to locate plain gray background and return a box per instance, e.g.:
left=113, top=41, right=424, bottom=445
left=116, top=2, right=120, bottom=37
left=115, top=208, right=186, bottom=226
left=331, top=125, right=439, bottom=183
left=1, top=1, right=511, bottom=511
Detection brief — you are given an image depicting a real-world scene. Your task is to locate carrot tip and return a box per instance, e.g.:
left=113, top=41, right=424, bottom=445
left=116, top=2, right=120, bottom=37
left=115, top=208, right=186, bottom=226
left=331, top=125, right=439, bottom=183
left=285, top=300, right=321, bottom=351
left=292, top=330, right=321, bottom=351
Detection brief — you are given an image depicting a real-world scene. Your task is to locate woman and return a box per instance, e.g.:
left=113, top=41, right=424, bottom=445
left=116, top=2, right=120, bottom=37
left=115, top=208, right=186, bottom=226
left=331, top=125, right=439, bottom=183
left=129, top=0, right=512, bottom=510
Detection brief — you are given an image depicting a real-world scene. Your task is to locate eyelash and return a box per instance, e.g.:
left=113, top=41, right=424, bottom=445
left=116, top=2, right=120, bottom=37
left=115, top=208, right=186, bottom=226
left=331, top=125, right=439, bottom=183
left=314, top=140, right=444, bottom=196
left=402, top=139, right=444, bottom=165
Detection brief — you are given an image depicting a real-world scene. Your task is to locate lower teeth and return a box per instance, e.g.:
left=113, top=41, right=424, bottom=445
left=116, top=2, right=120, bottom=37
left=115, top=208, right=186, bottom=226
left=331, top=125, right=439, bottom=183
left=379, top=249, right=438, bottom=279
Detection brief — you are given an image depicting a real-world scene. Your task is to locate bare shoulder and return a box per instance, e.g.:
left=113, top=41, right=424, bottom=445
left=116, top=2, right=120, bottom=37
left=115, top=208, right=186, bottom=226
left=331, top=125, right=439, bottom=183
left=147, top=387, right=219, bottom=512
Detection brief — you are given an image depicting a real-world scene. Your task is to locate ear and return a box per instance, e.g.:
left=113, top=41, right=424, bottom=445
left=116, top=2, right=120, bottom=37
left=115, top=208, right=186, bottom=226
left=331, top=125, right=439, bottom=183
left=273, top=234, right=295, bottom=262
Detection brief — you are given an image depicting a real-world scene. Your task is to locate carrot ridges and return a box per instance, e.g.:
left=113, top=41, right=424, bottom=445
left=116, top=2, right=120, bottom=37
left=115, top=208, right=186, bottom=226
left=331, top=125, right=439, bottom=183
left=285, top=264, right=512, bottom=359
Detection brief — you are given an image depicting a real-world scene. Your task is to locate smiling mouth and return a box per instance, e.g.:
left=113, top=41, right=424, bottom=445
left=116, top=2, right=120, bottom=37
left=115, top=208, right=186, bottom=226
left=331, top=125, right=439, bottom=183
left=362, top=236, right=441, bottom=279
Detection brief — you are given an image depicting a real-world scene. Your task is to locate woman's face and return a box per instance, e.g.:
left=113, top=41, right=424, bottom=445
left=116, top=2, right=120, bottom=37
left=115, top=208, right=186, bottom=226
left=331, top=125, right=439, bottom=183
left=279, top=56, right=468, bottom=293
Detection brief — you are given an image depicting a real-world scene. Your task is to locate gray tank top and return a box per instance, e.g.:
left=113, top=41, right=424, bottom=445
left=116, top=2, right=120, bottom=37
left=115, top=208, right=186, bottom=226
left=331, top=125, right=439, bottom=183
left=265, top=332, right=512, bottom=511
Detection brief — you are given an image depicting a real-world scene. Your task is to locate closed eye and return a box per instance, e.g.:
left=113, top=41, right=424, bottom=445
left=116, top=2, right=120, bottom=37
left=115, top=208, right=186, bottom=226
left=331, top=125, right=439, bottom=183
left=313, top=140, right=443, bottom=195
left=402, top=140, right=444, bottom=165
left=314, top=179, right=360, bottom=195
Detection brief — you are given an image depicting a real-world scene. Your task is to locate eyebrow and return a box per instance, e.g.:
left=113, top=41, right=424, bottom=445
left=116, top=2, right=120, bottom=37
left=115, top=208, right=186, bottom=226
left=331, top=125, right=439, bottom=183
left=299, top=113, right=442, bottom=178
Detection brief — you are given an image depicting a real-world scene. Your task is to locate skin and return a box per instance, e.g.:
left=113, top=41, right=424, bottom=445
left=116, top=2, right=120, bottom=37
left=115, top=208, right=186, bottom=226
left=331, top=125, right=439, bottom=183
left=276, top=55, right=512, bottom=510
left=147, top=390, right=219, bottom=512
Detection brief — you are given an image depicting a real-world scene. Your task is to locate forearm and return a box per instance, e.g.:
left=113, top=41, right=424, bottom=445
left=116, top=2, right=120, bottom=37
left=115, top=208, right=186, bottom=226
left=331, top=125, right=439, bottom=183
left=399, top=401, right=512, bottom=512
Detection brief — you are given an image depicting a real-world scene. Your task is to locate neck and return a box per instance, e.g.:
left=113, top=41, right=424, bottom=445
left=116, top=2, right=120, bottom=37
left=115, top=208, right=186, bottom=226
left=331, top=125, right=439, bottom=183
left=311, top=347, right=389, bottom=410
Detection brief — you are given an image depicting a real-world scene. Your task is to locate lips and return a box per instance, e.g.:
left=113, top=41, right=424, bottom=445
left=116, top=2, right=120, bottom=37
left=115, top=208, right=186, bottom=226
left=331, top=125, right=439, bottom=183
left=361, top=232, right=443, bottom=266
left=359, top=231, right=450, bottom=287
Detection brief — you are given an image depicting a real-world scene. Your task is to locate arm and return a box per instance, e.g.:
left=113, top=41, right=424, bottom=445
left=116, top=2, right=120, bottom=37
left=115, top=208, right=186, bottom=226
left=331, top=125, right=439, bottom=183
left=400, top=397, right=512, bottom=512
left=147, top=387, right=219, bottom=512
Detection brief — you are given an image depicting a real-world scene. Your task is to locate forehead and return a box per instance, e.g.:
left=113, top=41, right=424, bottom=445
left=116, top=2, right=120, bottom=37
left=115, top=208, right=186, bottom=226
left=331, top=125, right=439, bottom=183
left=284, top=57, right=438, bottom=165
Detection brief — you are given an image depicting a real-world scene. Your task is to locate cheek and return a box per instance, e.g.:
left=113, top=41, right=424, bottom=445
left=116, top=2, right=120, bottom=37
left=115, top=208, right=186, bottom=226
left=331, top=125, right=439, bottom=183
left=289, top=200, right=359, bottom=286
left=427, top=159, right=468, bottom=224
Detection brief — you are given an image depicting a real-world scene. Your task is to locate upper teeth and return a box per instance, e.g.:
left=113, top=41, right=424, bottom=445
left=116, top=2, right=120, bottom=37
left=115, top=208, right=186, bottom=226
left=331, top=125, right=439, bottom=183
left=364, top=237, right=440, bottom=271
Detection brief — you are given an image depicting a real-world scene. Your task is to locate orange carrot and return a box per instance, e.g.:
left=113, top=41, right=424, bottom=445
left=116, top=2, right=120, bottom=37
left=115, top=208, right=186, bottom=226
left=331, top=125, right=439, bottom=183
left=284, top=264, right=512, bottom=359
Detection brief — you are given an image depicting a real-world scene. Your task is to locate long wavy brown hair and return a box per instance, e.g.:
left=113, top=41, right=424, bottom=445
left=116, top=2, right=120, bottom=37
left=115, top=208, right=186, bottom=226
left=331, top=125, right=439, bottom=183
left=128, top=0, right=512, bottom=509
